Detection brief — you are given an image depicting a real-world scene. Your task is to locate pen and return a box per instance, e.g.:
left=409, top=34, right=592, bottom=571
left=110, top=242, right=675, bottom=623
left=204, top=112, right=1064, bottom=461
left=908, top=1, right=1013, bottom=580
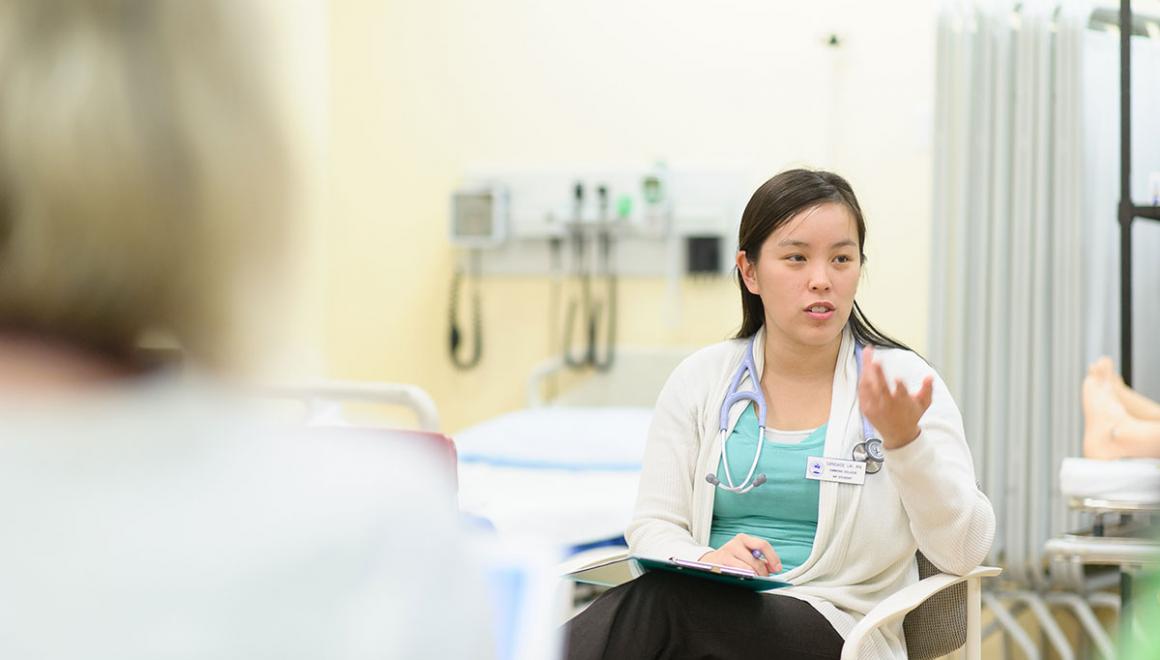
left=752, top=548, right=781, bottom=574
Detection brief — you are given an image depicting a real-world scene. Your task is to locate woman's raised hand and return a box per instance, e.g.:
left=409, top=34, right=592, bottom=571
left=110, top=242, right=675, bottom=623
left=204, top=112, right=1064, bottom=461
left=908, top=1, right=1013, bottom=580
left=858, top=345, right=934, bottom=449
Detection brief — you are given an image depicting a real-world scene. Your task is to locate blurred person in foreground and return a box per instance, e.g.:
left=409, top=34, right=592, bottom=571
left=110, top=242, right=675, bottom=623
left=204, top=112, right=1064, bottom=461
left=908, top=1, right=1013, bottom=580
left=0, top=1, right=488, bottom=657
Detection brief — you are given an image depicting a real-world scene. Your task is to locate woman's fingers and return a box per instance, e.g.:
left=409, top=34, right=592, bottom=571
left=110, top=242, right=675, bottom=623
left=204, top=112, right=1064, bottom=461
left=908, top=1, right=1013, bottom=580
left=728, top=536, right=768, bottom=575
left=758, top=540, right=781, bottom=573
left=858, top=347, right=940, bottom=448
left=859, top=353, right=885, bottom=406
left=699, top=547, right=757, bottom=573
left=728, top=546, right=769, bottom=576
left=738, top=535, right=782, bottom=574
left=731, top=534, right=781, bottom=575
left=893, top=378, right=908, bottom=401
left=916, top=376, right=934, bottom=410
left=894, top=376, right=934, bottom=414
left=871, top=361, right=891, bottom=398
left=863, top=348, right=935, bottom=409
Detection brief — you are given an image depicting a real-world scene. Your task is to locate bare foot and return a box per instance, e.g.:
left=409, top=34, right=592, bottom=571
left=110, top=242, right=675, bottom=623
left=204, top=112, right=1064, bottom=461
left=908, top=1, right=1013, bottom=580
left=1089, top=356, right=1115, bottom=382
left=1083, top=372, right=1130, bottom=459
left=1090, top=356, right=1160, bottom=421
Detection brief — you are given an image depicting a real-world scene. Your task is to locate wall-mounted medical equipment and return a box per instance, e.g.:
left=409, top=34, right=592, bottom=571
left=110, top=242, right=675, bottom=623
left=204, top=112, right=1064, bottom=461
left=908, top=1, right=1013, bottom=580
left=450, top=164, right=748, bottom=368
left=447, top=185, right=509, bottom=370
left=447, top=252, right=483, bottom=370
left=450, top=185, right=508, bottom=248
left=561, top=183, right=620, bottom=371
left=452, top=163, right=746, bottom=277
left=685, top=236, right=723, bottom=276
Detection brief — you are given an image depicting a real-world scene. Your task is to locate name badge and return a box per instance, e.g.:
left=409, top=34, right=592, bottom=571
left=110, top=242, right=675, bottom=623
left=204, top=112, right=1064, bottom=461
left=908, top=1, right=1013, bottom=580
left=805, top=456, right=867, bottom=485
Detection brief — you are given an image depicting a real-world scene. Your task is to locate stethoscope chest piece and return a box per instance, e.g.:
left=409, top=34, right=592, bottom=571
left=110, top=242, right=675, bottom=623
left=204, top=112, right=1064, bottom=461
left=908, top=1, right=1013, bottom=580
left=852, top=438, right=885, bottom=474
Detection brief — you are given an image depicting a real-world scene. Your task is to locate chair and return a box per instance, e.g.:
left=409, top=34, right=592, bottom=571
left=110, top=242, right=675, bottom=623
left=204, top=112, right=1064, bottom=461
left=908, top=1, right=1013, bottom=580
left=840, top=553, right=1001, bottom=660
left=562, top=548, right=1000, bottom=657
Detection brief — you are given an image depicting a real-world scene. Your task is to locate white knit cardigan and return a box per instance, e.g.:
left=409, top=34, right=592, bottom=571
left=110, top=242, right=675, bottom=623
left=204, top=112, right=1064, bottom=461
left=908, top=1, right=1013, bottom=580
left=626, top=327, right=996, bottom=659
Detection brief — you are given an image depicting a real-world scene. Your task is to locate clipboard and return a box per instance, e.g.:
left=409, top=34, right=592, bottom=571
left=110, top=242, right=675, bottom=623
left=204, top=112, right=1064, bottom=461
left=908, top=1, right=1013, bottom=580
left=564, top=554, right=791, bottom=592
left=636, top=557, right=792, bottom=591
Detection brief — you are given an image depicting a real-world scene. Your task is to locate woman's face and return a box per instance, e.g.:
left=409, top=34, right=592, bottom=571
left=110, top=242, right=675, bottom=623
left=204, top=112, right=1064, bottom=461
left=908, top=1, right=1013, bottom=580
left=737, top=202, right=862, bottom=351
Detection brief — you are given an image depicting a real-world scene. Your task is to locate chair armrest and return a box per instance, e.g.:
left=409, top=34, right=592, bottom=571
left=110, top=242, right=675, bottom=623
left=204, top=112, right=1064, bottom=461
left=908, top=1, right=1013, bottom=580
left=840, top=565, right=1001, bottom=660
left=556, top=545, right=631, bottom=576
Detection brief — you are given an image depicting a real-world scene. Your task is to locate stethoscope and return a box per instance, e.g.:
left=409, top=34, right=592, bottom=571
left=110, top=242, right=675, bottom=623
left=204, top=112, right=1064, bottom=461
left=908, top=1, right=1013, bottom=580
left=705, top=335, right=885, bottom=494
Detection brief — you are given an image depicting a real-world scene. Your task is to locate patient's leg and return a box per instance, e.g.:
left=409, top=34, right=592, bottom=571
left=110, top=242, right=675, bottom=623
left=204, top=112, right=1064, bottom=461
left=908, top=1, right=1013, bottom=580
left=1091, top=357, right=1160, bottom=421
left=1083, top=369, right=1160, bottom=459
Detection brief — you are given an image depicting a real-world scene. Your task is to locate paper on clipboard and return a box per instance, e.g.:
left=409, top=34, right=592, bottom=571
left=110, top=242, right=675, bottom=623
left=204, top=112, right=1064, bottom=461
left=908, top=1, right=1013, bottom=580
left=563, top=554, right=791, bottom=592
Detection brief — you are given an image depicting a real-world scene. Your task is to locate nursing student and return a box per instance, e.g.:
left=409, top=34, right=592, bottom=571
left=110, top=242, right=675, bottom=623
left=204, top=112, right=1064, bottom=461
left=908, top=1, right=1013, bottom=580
left=565, top=169, right=995, bottom=660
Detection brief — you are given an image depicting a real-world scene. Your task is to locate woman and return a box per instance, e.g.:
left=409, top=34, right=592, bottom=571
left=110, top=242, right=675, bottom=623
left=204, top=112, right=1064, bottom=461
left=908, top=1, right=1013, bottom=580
left=0, top=1, right=487, bottom=657
left=566, top=169, right=995, bottom=660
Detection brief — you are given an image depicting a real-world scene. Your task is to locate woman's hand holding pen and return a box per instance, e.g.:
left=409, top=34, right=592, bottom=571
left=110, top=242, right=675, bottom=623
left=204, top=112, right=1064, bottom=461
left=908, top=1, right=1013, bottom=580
left=699, top=533, right=781, bottom=576
left=858, top=345, right=934, bottom=450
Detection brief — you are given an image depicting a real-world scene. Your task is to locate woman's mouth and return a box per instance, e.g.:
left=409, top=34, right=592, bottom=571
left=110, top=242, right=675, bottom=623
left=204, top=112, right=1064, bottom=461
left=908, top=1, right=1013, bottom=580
left=804, top=302, right=836, bottom=321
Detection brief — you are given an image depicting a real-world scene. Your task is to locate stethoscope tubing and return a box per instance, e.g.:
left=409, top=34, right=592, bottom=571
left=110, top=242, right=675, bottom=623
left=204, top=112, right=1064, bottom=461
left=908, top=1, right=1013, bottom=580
left=709, top=335, right=885, bottom=492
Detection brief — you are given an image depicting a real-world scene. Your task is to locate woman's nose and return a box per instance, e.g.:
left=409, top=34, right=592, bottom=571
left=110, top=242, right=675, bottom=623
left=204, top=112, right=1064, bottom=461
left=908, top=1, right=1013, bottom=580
left=808, top=267, right=832, bottom=291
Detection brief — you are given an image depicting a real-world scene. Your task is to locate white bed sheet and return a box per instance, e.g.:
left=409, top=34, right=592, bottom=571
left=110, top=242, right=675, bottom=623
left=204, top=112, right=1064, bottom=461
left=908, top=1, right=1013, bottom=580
left=1060, top=457, right=1160, bottom=504
left=455, top=407, right=652, bottom=548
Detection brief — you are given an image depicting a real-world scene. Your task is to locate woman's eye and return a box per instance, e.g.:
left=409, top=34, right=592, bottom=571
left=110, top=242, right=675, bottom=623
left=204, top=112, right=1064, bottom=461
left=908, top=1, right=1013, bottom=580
left=786, top=255, right=806, bottom=262
left=834, top=255, right=852, bottom=264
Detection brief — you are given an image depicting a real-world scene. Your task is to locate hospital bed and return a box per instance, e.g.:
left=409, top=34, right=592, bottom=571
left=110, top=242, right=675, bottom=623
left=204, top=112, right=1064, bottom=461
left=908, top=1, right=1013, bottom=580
left=454, top=348, right=693, bottom=551
left=1044, top=458, right=1160, bottom=658
left=263, top=380, right=440, bottom=432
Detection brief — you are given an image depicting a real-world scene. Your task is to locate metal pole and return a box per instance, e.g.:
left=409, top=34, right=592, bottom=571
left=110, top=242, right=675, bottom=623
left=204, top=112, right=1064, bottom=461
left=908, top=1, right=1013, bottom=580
left=1120, top=568, right=1134, bottom=659
left=1119, top=0, right=1134, bottom=386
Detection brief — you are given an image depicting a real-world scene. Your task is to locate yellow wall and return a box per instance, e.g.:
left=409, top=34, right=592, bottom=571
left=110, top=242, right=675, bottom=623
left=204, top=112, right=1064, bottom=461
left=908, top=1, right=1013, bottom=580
left=227, top=0, right=329, bottom=379
left=326, top=0, right=938, bottom=433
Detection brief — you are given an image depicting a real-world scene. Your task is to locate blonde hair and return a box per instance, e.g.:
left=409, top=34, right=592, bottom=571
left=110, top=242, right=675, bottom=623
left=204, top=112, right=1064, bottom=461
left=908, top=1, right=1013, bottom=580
left=0, top=0, right=287, bottom=367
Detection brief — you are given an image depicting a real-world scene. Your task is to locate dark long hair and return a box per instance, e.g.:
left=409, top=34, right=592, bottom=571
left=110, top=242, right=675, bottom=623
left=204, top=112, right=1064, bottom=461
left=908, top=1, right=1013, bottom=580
left=735, top=169, right=914, bottom=353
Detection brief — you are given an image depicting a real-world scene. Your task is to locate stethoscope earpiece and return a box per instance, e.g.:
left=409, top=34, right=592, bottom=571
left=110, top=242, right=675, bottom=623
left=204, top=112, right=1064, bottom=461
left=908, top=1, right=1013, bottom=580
left=706, top=471, right=767, bottom=492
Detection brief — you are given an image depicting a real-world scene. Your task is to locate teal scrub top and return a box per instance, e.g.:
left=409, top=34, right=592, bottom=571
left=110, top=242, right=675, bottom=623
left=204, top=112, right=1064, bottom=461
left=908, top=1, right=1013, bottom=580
left=709, top=405, right=825, bottom=574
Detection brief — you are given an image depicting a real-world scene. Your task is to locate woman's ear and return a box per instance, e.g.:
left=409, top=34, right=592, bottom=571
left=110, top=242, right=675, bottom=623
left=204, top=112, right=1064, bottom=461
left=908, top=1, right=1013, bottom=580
left=736, top=251, right=759, bottom=294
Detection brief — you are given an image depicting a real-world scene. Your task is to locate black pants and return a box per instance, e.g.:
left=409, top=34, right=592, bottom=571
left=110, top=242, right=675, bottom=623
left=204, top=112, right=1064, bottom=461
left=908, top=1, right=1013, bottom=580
left=564, top=572, right=845, bottom=660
